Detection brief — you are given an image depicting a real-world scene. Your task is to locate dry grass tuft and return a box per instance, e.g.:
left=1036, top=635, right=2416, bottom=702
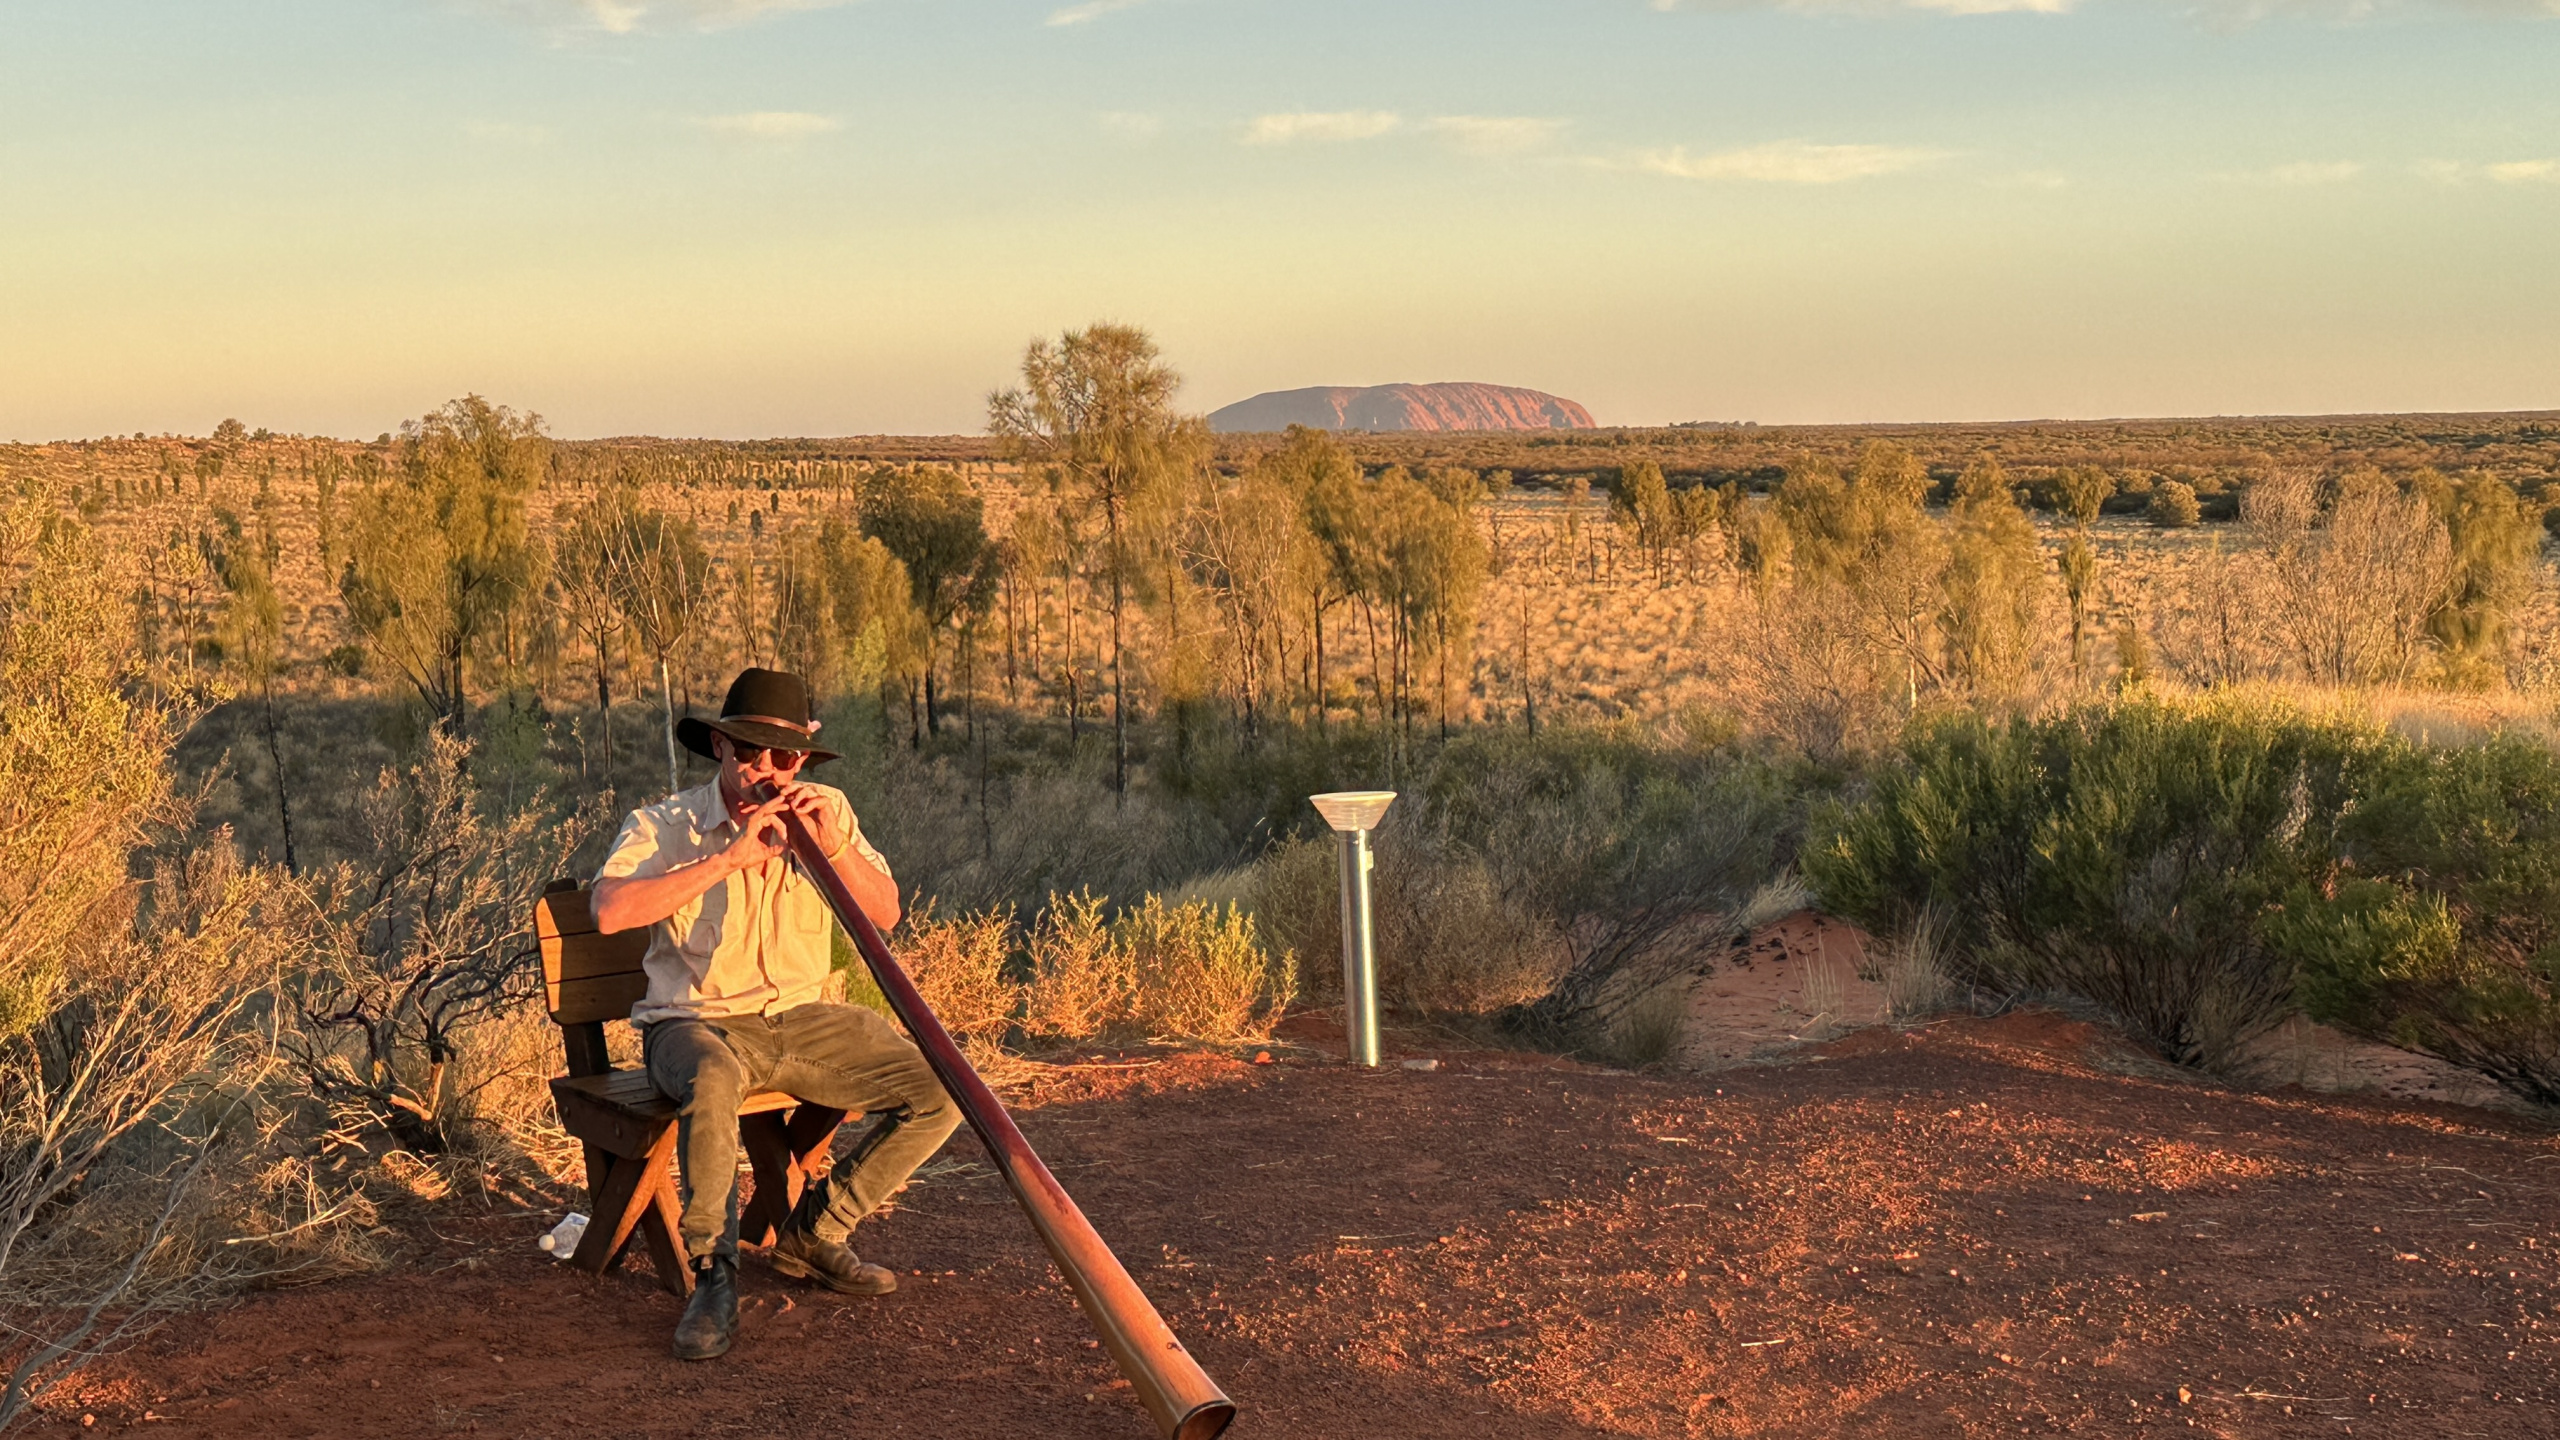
left=1020, top=892, right=1133, bottom=1042
left=1603, top=979, right=1694, bottom=1069
left=1117, top=896, right=1296, bottom=1044
left=895, top=905, right=1019, bottom=1051
left=1869, top=907, right=1957, bottom=1023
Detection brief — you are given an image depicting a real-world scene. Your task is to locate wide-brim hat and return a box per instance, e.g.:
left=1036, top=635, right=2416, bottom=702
left=675, top=667, right=841, bottom=765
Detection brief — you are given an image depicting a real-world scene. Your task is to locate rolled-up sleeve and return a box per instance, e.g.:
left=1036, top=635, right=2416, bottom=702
left=596, top=806, right=668, bottom=883
left=829, top=790, right=892, bottom=884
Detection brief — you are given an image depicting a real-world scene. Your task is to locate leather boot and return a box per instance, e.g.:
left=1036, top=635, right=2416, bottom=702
left=771, top=1227, right=898, bottom=1295
left=672, top=1253, right=739, bottom=1360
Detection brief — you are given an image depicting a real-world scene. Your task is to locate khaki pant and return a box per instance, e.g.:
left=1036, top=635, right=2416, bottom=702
left=643, top=1002, right=961, bottom=1261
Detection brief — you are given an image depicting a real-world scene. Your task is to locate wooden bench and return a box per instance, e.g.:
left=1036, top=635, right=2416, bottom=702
left=536, top=880, right=856, bottom=1297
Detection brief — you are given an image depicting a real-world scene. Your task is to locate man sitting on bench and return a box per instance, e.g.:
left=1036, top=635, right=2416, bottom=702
left=589, top=666, right=960, bottom=1362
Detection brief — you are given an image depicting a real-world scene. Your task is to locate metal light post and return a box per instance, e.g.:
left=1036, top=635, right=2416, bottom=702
left=1309, top=791, right=1394, bottom=1068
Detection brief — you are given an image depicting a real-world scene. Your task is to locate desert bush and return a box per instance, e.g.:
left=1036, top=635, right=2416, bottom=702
left=1252, top=830, right=1563, bottom=1018
left=2265, top=734, right=2560, bottom=1102
left=1115, top=895, right=1296, bottom=1043
left=1809, top=697, right=2371, bottom=1070
left=1733, top=574, right=1901, bottom=761
left=1600, top=981, right=1693, bottom=1069
left=1426, top=724, right=1803, bottom=1043
left=892, top=904, right=1018, bottom=1051
left=2148, top=481, right=2201, bottom=529
left=1019, top=890, right=1133, bottom=1041
left=0, top=503, right=307, bottom=1426
left=285, top=732, right=603, bottom=1154
left=1867, top=905, right=1957, bottom=1022
left=876, top=887, right=1294, bottom=1051
left=2251, top=468, right=2456, bottom=686
left=875, top=742, right=1240, bottom=920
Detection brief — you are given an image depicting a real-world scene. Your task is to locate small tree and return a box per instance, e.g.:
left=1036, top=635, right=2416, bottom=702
left=2429, top=472, right=2542, bottom=688
left=2055, top=466, right=2111, bottom=528
left=338, top=396, right=548, bottom=732
left=2251, top=469, right=2454, bottom=685
left=205, top=506, right=298, bottom=873
left=989, top=323, right=1199, bottom=796
left=1609, top=460, right=1676, bottom=580
left=1939, top=457, right=2045, bottom=702
left=596, top=498, right=715, bottom=793
left=549, top=493, right=632, bottom=780
left=1778, top=443, right=1946, bottom=706
left=858, top=466, right=998, bottom=737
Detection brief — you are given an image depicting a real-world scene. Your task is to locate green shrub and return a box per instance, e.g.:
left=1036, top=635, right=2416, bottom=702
left=2148, top=481, right=2202, bottom=529
left=1809, top=697, right=2371, bottom=1070
left=2266, top=736, right=2560, bottom=1102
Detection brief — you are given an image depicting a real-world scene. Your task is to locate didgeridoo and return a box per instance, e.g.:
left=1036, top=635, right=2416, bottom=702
left=757, top=784, right=1236, bottom=1440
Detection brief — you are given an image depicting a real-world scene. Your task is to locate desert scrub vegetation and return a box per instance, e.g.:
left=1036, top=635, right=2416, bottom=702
left=883, top=891, right=1296, bottom=1052
left=1809, top=696, right=2369, bottom=1072
left=0, top=496, right=308, bottom=1424
left=2264, top=733, right=2560, bottom=1103
left=1810, top=693, right=2560, bottom=1101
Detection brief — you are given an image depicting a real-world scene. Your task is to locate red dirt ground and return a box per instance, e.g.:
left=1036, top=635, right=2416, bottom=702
left=31, top=1010, right=2560, bottom=1439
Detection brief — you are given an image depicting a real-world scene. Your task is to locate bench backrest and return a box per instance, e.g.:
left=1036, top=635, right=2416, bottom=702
left=536, top=879, right=650, bottom=1078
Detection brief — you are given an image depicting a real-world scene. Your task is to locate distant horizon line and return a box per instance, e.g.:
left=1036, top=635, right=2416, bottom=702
left=12, top=406, right=2560, bottom=448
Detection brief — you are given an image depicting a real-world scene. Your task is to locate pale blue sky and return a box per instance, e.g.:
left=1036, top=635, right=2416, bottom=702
left=4, top=0, right=2555, bottom=438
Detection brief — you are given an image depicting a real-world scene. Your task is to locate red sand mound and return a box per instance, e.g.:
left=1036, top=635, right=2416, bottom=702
left=33, top=1012, right=2560, bottom=1438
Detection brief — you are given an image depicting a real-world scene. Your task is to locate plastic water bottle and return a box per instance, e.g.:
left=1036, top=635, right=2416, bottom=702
left=538, top=1212, right=589, bottom=1259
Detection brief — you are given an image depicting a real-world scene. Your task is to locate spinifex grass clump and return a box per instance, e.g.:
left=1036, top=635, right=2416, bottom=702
left=1810, top=696, right=2374, bottom=1071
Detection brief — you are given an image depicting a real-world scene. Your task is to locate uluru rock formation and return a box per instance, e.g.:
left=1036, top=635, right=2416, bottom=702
left=1208, top=382, right=1596, bottom=434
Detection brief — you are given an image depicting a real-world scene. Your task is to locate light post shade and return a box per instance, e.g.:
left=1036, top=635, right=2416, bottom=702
left=1310, top=791, right=1393, bottom=1067
left=1310, top=791, right=1396, bottom=833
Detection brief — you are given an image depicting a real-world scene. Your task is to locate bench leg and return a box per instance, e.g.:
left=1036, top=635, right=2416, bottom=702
left=739, top=1105, right=850, bottom=1247
left=571, top=1123, right=677, bottom=1283
left=637, top=1164, right=691, bottom=1299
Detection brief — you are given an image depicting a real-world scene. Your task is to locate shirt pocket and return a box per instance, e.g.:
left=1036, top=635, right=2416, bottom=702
left=672, top=884, right=728, bottom=976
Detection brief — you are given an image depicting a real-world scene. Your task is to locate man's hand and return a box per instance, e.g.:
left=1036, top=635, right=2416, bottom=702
left=770, top=781, right=850, bottom=859
left=723, top=793, right=796, bottom=874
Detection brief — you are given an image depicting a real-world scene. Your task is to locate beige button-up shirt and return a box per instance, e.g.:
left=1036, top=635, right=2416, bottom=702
left=595, top=779, right=892, bottom=1024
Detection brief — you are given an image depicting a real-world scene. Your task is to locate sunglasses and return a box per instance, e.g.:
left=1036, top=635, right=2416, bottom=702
left=723, top=741, right=809, bottom=770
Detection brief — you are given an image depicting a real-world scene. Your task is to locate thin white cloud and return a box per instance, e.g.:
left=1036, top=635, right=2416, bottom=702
left=1635, top=140, right=1948, bottom=184
left=1243, top=111, right=1402, bottom=145
left=1048, top=0, right=1152, bottom=24
left=1653, top=0, right=2072, bottom=13
left=697, top=111, right=841, bottom=139
left=1906, top=0, right=2074, bottom=11
left=2486, top=158, right=2560, bottom=183
left=478, top=0, right=852, bottom=36
left=1426, top=115, right=1567, bottom=155
left=2418, top=158, right=2560, bottom=184
left=1985, top=169, right=2070, bottom=189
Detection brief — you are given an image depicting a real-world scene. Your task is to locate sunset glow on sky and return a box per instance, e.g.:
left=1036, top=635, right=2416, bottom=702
left=5, top=0, right=2556, bottom=438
